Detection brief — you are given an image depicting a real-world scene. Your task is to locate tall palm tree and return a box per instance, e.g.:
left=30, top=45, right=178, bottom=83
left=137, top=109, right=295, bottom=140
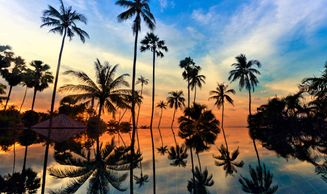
left=167, top=90, right=185, bottom=144
left=178, top=103, right=219, bottom=185
left=49, top=139, right=141, bottom=193
left=28, top=60, right=54, bottom=111
left=115, top=1, right=155, bottom=192
left=190, top=67, right=206, bottom=103
left=179, top=57, right=198, bottom=108
left=40, top=0, right=89, bottom=192
left=228, top=54, right=261, bottom=116
left=19, top=70, right=34, bottom=112
left=135, top=75, right=148, bottom=127
left=209, top=83, right=235, bottom=150
left=60, top=59, right=130, bottom=157
left=187, top=167, right=214, bottom=194
left=156, top=100, right=167, bottom=154
left=2, top=56, right=25, bottom=110
left=228, top=54, right=261, bottom=174
left=140, top=32, right=168, bottom=191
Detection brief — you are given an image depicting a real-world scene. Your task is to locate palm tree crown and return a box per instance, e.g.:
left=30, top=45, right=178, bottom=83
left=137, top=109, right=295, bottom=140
left=228, top=54, right=261, bottom=92
left=116, top=0, right=156, bottom=33
left=59, top=59, right=130, bottom=116
left=136, top=75, right=149, bottom=88
left=209, top=83, right=236, bottom=109
left=157, top=100, right=166, bottom=109
left=167, top=90, right=185, bottom=110
left=41, top=0, right=89, bottom=42
left=140, top=32, right=168, bottom=57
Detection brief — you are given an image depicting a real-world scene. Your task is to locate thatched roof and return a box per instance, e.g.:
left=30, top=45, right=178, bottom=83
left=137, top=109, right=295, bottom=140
left=32, top=114, right=85, bottom=142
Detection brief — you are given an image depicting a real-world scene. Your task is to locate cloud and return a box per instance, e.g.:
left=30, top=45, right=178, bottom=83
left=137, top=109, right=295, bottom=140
left=191, top=8, right=216, bottom=25
left=158, top=0, right=175, bottom=11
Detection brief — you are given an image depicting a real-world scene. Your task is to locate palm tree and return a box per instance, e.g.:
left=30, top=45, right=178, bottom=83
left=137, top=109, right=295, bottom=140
left=115, top=1, right=155, bottom=192
left=228, top=54, right=261, bottom=175
left=156, top=100, right=167, bottom=154
left=302, top=62, right=327, bottom=99
left=214, top=145, right=244, bottom=176
left=28, top=60, right=54, bottom=111
left=59, top=59, right=130, bottom=157
left=239, top=164, right=278, bottom=194
left=140, top=32, right=168, bottom=191
left=19, top=70, right=34, bottom=112
left=40, top=0, right=89, bottom=192
left=167, top=90, right=185, bottom=144
left=209, top=83, right=235, bottom=150
left=228, top=54, right=261, bottom=116
left=178, top=103, right=219, bottom=180
left=179, top=57, right=198, bottom=108
left=187, top=167, right=214, bottom=194
left=190, top=67, right=206, bottom=103
left=49, top=139, right=141, bottom=193
left=135, top=75, right=148, bottom=127
left=1, top=56, right=25, bottom=110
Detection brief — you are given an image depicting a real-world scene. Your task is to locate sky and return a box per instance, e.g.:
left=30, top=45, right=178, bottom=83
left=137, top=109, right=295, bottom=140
left=0, top=0, right=327, bottom=127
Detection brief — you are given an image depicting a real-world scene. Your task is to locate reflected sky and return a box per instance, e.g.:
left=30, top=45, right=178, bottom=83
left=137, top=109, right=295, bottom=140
left=0, top=127, right=326, bottom=193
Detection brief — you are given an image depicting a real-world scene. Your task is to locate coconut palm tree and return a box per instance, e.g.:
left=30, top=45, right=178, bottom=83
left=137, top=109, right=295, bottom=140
left=140, top=32, right=168, bottom=190
left=178, top=103, right=219, bottom=180
left=302, top=62, right=327, bottom=99
left=115, top=1, right=155, bottom=191
left=190, top=68, right=206, bottom=103
left=2, top=56, right=25, bottom=110
left=228, top=54, right=261, bottom=116
left=167, top=90, right=185, bottom=144
left=209, top=83, right=235, bottom=150
left=40, top=0, right=89, bottom=191
left=135, top=75, right=148, bottom=126
left=156, top=100, right=167, bottom=155
left=59, top=59, right=130, bottom=157
left=179, top=57, right=198, bottom=108
left=49, top=138, right=141, bottom=193
left=239, top=164, right=278, bottom=194
left=19, top=70, right=34, bottom=112
left=214, top=145, right=244, bottom=176
left=28, top=60, right=54, bottom=111
left=209, top=83, right=244, bottom=175
left=187, top=167, right=214, bottom=194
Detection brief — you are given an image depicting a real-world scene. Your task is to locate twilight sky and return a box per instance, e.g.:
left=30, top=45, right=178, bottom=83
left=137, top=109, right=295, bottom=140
left=0, top=0, right=327, bottom=127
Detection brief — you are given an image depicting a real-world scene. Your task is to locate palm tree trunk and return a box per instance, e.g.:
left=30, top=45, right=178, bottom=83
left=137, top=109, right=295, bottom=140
left=170, top=108, right=177, bottom=145
left=4, top=85, right=12, bottom=110
left=22, top=145, right=28, bottom=173
left=193, top=86, right=196, bottom=104
left=187, top=77, right=190, bottom=108
left=118, top=108, right=128, bottom=123
left=149, top=49, right=156, bottom=194
left=96, top=102, right=103, bottom=160
left=129, top=18, right=139, bottom=194
left=252, top=139, right=261, bottom=168
left=12, top=142, right=16, bottom=174
left=196, top=152, right=202, bottom=171
left=41, top=28, right=67, bottom=194
left=221, top=103, right=229, bottom=151
left=19, top=86, right=28, bottom=112
left=136, top=84, right=143, bottom=127
left=189, top=147, right=196, bottom=194
left=248, top=89, right=252, bottom=116
left=31, top=88, right=37, bottom=111
left=158, top=109, right=164, bottom=147
left=136, top=128, right=141, bottom=152
left=118, top=132, right=126, bottom=147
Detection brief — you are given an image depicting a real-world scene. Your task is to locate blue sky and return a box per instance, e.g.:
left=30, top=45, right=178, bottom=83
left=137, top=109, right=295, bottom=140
left=0, top=0, right=327, bottom=125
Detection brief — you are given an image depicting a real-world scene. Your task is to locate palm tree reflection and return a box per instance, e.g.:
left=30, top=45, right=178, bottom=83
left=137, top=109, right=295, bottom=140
left=214, top=145, right=244, bottom=176
left=187, top=167, right=214, bottom=194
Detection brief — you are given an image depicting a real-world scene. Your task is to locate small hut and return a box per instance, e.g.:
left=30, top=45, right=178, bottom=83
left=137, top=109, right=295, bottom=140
left=32, top=114, right=85, bottom=142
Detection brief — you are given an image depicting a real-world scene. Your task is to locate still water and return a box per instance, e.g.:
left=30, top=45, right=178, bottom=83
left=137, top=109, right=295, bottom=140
left=0, top=127, right=326, bottom=194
